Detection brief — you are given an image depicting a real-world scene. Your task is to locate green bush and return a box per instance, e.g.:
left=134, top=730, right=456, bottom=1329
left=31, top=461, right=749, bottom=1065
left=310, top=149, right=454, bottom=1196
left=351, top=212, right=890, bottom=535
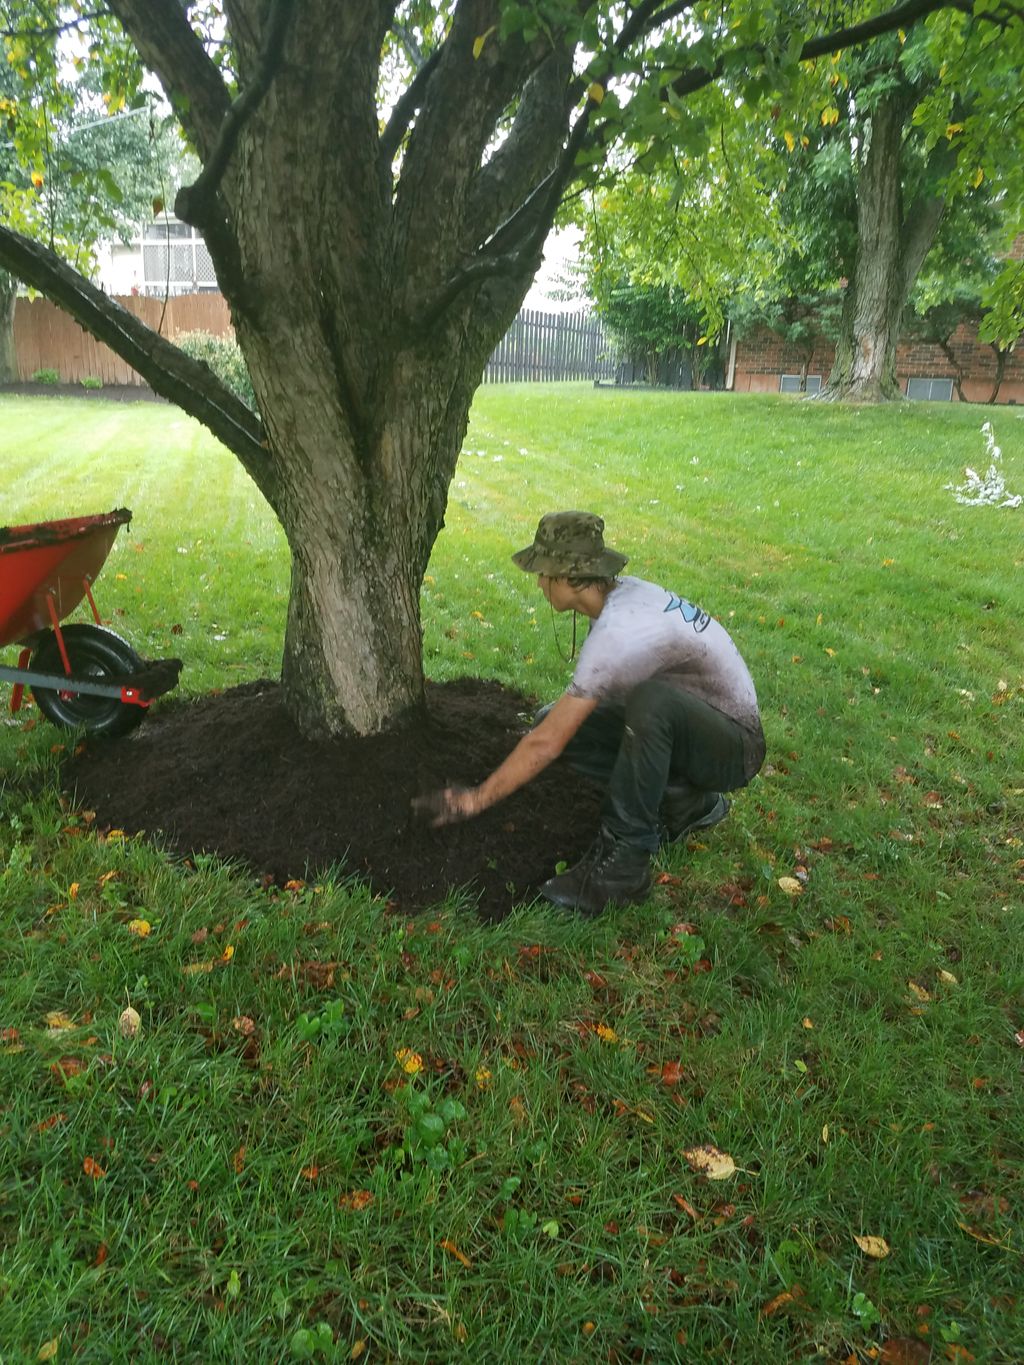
left=174, top=330, right=256, bottom=410
left=80, top=376, right=103, bottom=390
left=30, top=368, right=60, bottom=385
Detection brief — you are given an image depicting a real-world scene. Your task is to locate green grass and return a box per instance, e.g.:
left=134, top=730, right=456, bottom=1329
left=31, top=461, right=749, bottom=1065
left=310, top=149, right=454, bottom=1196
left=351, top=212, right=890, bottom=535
left=1, top=387, right=1022, bottom=1363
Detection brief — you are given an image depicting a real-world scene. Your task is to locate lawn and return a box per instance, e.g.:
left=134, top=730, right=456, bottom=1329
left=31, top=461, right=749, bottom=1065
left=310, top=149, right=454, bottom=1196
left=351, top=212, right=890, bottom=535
left=0, top=387, right=1022, bottom=1363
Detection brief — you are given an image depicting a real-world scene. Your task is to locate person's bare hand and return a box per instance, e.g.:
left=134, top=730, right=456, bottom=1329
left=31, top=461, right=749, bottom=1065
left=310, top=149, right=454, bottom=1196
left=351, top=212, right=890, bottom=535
left=412, top=785, right=481, bottom=827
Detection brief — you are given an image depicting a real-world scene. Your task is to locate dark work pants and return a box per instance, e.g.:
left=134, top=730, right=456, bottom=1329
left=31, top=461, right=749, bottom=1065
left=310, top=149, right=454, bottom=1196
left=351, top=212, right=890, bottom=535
left=557, top=681, right=753, bottom=854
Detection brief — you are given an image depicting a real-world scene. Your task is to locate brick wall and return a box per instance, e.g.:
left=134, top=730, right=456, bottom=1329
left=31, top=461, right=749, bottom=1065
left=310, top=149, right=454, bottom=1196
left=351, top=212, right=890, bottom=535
left=733, top=319, right=1024, bottom=403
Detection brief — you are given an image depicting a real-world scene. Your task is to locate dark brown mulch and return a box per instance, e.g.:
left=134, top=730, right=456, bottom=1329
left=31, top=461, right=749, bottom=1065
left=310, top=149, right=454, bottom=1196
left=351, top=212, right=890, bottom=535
left=0, top=382, right=165, bottom=402
left=63, top=678, right=604, bottom=921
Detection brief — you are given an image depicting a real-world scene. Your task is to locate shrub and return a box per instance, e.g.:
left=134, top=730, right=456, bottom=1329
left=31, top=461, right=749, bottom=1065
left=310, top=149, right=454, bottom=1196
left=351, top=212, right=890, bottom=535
left=80, top=376, right=103, bottom=390
left=31, top=368, right=60, bottom=385
left=174, top=330, right=255, bottom=410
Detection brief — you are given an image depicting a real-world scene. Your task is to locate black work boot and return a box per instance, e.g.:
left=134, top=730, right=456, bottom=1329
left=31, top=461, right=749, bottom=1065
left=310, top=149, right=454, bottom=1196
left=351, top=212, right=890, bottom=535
left=659, top=789, right=730, bottom=846
left=540, top=829, right=653, bottom=918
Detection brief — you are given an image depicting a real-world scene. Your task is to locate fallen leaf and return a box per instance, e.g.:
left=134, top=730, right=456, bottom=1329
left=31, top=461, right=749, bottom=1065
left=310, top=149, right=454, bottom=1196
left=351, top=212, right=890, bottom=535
left=182, top=961, right=214, bottom=975
left=923, top=791, right=943, bottom=808
left=595, top=1023, right=618, bottom=1044
left=907, top=981, right=931, bottom=1002
left=759, top=1286, right=803, bottom=1318
left=50, top=1057, right=84, bottom=1083
left=350, top=1342, right=366, bottom=1360
left=661, top=1060, right=684, bottom=1086
left=118, top=1007, right=141, bottom=1039
left=300, top=1165, right=319, bottom=1180
left=440, top=1238, right=472, bottom=1268
left=937, top=969, right=958, bottom=985
left=671, top=1193, right=700, bottom=1220
left=127, top=919, right=151, bottom=937
left=82, top=1156, right=106, bottom=1179
left=802, top=1017, right=814, bottom=1029
left=395, top=1047, right=423, bottom=1074
left=231, top=1016, right=257, bottom=1036
left=37, top=1341, right=59, bottom=1362
left=44, top=1011, right=76, bottom=1031
left=880, top=1341, right=931, bottom=1365
left=37, top=1112, right=67, bottom=1132
left=338, top=1190, right=374, bottom=1211
left=777, top=876, right=803, bottom=896
left=233, top=1145, right=246, bottom=1175
left=853, top=1233, right=890, bottom=1258
left=93, top=1242, right=108, bottom=1266
left=683, top=1144, right=736, bottom=1180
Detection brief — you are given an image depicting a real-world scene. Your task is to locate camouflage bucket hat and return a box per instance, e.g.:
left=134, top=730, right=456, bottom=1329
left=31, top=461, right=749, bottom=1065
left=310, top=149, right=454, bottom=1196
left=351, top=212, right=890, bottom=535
left=511, top=511, right=628, bottom=577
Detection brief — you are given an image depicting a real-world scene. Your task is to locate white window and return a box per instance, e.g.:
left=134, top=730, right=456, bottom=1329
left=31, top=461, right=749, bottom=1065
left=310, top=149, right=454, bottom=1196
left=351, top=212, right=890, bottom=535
left=906, top=377, right=953, bottom=401
left=141, top=216, right=218, bottom=295
left=780, top=374, right=822, bottom=394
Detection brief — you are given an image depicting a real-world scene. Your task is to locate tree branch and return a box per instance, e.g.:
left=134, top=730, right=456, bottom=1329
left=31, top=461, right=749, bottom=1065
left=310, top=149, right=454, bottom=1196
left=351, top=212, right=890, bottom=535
left=175, top=0, right=294, bottom=229
left=0, top=225, right=272, bottom=487
left=378, top=47, right=442, bottom=169
left=104, top=0, right=232, bottom=160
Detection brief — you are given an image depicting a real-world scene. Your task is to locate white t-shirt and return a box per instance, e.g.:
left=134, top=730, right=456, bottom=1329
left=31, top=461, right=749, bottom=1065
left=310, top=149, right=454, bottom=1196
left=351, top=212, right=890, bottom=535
left=567, top=576, right=765, bottom=776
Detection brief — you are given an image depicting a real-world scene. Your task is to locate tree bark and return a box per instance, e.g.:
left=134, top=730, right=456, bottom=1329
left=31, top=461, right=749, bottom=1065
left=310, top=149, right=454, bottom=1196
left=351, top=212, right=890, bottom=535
left=0, top=275, right=16, bottom=384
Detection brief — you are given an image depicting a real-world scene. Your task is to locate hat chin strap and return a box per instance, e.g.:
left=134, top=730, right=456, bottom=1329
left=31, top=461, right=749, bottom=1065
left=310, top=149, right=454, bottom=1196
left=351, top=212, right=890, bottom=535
left=549, top=599, right=577, bottom=664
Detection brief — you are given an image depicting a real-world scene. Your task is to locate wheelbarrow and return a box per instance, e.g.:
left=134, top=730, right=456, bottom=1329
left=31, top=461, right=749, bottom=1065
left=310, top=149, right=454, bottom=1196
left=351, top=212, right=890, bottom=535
left=0, top=508, right=182, bottom=737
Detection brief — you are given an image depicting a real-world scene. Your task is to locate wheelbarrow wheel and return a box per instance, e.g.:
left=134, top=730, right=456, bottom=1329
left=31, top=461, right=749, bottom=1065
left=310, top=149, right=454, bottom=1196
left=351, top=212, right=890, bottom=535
left=30, top=624, right=147, bottom=738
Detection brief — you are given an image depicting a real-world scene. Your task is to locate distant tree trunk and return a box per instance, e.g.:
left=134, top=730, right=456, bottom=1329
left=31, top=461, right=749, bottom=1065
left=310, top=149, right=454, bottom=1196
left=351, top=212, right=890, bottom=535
left=0, top=275, right=16, bottom=384
left=821, top=93, right=946, bottom=402
left=938, top=336, right=968, bottom=401
left=987, top=343, right=1009, bottom=404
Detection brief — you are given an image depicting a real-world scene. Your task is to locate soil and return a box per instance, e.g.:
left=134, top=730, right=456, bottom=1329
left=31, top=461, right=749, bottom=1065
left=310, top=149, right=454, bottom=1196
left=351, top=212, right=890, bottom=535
left=0, top=382, right=165, bottom=403
left=63, top=678, right=604, bottom=921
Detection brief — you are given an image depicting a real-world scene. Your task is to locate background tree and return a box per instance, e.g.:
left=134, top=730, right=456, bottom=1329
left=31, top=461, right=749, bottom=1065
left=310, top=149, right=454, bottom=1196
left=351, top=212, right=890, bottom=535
left=0, top=0, right=1009, bottom=739
left=0, top=30, right=181, bottom=381
left=576, top=7, right=1022, bottom=401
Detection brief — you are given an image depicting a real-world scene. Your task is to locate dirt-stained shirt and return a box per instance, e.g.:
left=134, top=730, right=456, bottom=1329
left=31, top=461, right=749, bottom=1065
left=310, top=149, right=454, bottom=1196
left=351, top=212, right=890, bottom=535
left=567, top=575, right=766, bottom=778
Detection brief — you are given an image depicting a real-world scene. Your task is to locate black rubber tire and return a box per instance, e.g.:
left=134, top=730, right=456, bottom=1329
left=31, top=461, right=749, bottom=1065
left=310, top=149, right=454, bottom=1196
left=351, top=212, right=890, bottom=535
left=31, top=624, right=147, bottom=738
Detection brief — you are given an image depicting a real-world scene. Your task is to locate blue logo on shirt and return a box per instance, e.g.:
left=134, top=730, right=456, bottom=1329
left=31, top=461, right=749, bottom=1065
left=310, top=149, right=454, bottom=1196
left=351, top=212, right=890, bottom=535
left=665, top=594, right=711, bottom=633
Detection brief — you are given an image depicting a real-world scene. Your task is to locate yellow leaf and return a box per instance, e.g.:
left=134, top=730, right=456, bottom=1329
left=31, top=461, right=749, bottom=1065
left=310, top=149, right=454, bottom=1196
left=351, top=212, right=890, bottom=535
left=898, top=28, right=906, bottom=42
left=595, top=1023, right=618, bottom=1043
left=474, top=1067, right=492, bottom=1089
left=783, top=130, right=795, bottom=152
left=882, top=558, right=894, bottom=567
left=183, top=960, right=214, bottom=975
left=31, top=171, right=44, bottom=189
left=683, top=1144, right=736, bottom=1180
left=802, top=1017, right=814, bottom=1029
left=697, top=335, right=708, bottom=346
left=946, top=122, right=964, bottom=139
left=395, top=1047, right=422, bottom=1074
left=587, top=82, right=605, bottom=104
left=822, top=1123, right=830, bottom=1144
left=37, top=1341, right=59, bottom=1362
left=44, top=1012, right=75, bottom=1031
left=938, top=969, right=958, bottom=985
left=127, top=919, right=151, bottom=937
left=777, top=876, right=803, bottom=896
left=350, top=1342, right=367, bottom=1360
left=853, top=1233, right=890, bottom=1258
left=472, top=25, right=495, bottom=59
left=972, top=166, right=984, bottom=188
left=221, top=944, right=234, bottom=963
left=821, top=107, right=839, bottom=126
left=907, top=980, right=931, bottom=1002
left=68, top=882, right=80, bottom=900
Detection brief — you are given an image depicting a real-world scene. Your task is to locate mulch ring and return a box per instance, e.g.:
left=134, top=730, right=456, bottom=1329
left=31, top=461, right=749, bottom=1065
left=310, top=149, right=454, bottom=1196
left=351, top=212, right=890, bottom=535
left=0, top=382, right=165, bottom=403
left=62, top=678, right=604, bottom=922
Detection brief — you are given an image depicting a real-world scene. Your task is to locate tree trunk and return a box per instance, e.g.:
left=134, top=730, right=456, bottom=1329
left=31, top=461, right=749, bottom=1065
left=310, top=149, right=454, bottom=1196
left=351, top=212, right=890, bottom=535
left=821, top=96, right=906, bottom=401
left=0, top=275, right=17, bottom=384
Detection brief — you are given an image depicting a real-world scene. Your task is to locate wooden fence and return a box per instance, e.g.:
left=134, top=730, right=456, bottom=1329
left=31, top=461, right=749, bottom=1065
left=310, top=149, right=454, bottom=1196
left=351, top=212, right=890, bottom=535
left=483, top=307, right=608, bottom=383
left=12, top=293, right=233, bottom=385
left=11, top=294, right=608, bottom=386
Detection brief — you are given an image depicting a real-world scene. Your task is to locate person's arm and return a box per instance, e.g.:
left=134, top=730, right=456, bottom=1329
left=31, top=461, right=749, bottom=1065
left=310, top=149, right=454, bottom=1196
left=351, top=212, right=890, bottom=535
left=416, top=692, right=598, bottom=825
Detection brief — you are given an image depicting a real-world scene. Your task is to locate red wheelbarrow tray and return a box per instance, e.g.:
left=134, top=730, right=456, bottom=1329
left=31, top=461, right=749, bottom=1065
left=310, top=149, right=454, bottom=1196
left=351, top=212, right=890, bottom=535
left=0, top=508, right=181, bottom=708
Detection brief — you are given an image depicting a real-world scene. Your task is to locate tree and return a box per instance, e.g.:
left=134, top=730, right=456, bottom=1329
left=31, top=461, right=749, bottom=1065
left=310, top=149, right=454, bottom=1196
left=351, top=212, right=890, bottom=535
left=575, top=8, right=1024, bottom=403
left=0, top=0, right=1004, bottom=738
left=0, top=40, right=181, bottom=380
